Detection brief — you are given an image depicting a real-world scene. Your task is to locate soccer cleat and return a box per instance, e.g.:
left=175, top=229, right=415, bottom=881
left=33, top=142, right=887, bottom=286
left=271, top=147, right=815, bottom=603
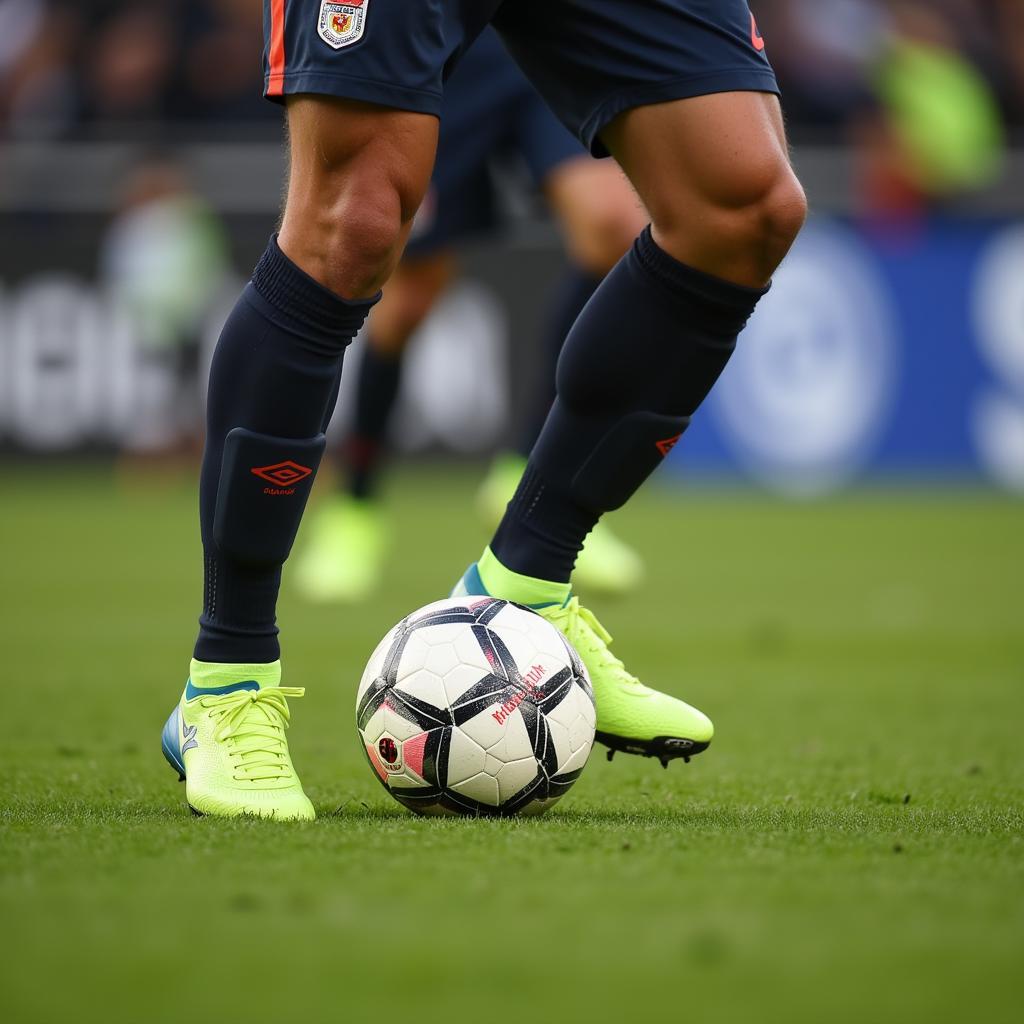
left=161, top=659, right=315, bottom=820
left=452, top=555, right=713, bottom=766
left=476, top=452, right=644, bottom=597
left=538, top=598, right=712, bottom=766
left=292, top=494, right=386, bottom=603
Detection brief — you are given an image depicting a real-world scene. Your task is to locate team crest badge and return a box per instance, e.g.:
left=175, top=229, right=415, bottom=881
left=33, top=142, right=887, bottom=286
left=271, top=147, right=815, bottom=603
left=318, top=0, right=368, bottom=49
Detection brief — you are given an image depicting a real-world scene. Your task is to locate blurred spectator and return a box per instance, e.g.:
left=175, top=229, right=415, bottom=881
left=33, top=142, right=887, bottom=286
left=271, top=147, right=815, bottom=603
left=857, top=0, right=1006, bottom=218
left=0, top=0, right=79, bottom=138
left=173, top=0, right=276, bottom=123
left=757, top=0, right=886, bottom=139
left=0, top=0, right=1020, bottom=153
left=82, top=3, right=178, bottom=123
left=100, top=151, right=232, bottom=449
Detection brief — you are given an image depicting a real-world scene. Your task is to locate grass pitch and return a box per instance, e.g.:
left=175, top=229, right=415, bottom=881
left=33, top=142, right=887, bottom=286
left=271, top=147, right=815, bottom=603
left=1, top=464, right=1021, bottom=1024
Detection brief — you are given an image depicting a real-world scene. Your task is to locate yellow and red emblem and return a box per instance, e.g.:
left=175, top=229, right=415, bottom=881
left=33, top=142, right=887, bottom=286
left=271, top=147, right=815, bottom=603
left=318, top=0, right=367, bottom=50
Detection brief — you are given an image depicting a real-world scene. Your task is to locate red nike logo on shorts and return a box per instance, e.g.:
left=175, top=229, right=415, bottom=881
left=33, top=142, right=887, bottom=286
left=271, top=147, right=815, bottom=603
left=751, top=13, right=765, bottom=52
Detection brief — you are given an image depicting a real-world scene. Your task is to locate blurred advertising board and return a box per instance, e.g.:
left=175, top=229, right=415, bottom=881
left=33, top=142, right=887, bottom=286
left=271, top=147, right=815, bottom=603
left=1, top=214, right=1022, bottom=493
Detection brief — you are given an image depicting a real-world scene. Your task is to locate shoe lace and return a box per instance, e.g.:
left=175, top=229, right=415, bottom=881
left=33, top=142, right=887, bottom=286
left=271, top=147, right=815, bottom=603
left=550, top=598, right=647, bottom=696
left=201, top=687, right=305, bottom=782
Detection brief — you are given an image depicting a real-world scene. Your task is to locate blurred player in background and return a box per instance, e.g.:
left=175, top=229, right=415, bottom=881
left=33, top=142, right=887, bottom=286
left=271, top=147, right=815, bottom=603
left=163, top=0, right=807, bottom=820
left=293, top=29, right=646, bottom=605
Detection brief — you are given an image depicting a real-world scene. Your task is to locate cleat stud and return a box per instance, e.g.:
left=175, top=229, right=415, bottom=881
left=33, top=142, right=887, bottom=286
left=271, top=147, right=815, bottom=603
left=660, top=757, right=669, bottom=769
left=607, top=749, right=616, bottom=762
left=683, top=756, right=690, bottom=764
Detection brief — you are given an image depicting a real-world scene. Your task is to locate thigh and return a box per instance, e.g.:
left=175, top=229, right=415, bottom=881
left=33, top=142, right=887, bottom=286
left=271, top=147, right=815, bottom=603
left=495, top=0, right=779, bottom=155
left=603, top=91, right=791, bottom=217
left=602, top=91, right=804, bottom=284
left=280, top=96, right=441, bottom=294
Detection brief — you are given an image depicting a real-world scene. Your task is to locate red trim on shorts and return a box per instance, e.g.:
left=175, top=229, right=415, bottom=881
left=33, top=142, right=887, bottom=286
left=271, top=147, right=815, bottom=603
left=267, top=0, right=287, bottom=96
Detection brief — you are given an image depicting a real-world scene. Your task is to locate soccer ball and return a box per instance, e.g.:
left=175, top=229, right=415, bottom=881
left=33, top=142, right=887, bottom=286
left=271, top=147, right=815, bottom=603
left=356, top=596, right=596, bottom=817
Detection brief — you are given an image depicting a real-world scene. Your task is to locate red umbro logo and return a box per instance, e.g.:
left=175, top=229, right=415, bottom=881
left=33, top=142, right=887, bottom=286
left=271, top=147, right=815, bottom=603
left=250, top=461, right=313, bottom=487
left=656, top=434, right=683, bottom=457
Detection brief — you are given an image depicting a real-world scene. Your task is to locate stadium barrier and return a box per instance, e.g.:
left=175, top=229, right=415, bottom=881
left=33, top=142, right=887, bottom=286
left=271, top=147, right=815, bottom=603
left=0, top=145, right=1022, bottom=493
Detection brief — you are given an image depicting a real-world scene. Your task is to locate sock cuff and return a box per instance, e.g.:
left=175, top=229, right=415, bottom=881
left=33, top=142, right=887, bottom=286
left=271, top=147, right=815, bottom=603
left=478, top=547, right=572, bottom=610
left=189, top=658, right=282, bottom=687
left=633, top=226, right=769, bottom=327
left=251, top=235, right=380, bottom=338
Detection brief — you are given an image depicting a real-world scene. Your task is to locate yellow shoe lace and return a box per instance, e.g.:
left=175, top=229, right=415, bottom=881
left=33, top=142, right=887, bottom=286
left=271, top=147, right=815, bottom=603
left=547, top=598, right=648, bottom=696
left=201, top=687, right=305, bottom=782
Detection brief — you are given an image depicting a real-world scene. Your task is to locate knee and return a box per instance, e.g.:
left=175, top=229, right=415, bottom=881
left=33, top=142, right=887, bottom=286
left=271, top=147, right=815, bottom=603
left=747, top=167, right=808, bottom=264
left=655, top=158, right=808, bottom=284
left=308, top=184, right=410, bottom=298
left=280, top=107, right=435, bottom=298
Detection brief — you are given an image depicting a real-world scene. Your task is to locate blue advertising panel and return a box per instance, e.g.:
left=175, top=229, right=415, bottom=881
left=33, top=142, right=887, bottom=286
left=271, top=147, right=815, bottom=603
left=677, top=218, right=1024, bottom=492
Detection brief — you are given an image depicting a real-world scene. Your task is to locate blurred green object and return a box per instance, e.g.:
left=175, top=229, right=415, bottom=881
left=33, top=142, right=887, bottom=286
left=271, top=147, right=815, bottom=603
left=874, top=38, right=1005, bottom=194
left=1, top=466, right=1022, bottom=1023
left=293, top=493, right=389, bottom=603
left=477, top=452, right=645, bottom=595
left=101, top=194, right=232, bottom=351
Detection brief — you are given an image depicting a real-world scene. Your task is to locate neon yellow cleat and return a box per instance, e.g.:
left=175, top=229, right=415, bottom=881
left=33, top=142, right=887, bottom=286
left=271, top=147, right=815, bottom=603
left=292, top=494, right=386, bottom=603
left=453, top=550, right=712, bottom=767
left=161, top=660, right=315, bottom=820
left=476, top=453, right=644, bottom=597
left=539, top=597, right=712, bottom=766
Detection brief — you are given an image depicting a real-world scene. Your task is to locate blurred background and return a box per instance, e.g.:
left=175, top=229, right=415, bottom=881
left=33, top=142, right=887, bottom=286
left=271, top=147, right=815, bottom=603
left=1, top=0, right=1023, bottom=492
left=2, top=6, right=1022, bottom=1023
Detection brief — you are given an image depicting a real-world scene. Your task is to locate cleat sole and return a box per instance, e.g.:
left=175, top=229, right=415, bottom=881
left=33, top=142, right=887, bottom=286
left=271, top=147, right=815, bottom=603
left=596, top=731, right=711, bottom=765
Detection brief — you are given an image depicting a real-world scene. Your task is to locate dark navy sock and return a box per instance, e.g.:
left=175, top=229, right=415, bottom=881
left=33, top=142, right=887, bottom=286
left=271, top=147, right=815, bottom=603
left=491, top=227, right=767, bottom=583
left=516, top=269, right=601, bottom=457
left=341, top=340, right=404, bottom=500
left=195, top=237, right=377, bottom=663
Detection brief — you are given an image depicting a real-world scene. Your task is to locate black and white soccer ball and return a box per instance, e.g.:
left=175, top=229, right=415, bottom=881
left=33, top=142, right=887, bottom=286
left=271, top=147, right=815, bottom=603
left=356, top=596, right=596, bottom=817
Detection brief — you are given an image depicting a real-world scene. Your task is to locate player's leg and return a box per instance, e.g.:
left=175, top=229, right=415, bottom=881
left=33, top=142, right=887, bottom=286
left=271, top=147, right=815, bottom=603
left=542, top=156, right=649, bottom=593
left=295, top=31, right=516, bottom=605
left=480, top=91, right=649, bottom=596
left=164, top=94, right=439, bottom=818
left=508, top=91, right=803, bottom=577
left=458, top=2, right=806, bottom=764
left=294, top=251, right=456, bottom=603
left=494, top=155, right=645, bottom=465
left=346, top=253, right=458, bottom=498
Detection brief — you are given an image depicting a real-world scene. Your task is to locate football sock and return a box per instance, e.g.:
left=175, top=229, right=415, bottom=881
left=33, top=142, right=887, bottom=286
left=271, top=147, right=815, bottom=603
left=475, top=547, right=571, bottom=609
left=491, top=226, right=767, bottom=583
left=516, top=268, right=601, bottom=456
left=195, top=237, right=377, bottom=663
left=189, top=658, right=281, bottom=689
left=342, top=339, right=404, bottom=500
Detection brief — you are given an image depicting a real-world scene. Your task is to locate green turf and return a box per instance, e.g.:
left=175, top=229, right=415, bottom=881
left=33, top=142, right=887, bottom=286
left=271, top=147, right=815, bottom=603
left=2, top=464, right=1022, bottom=1024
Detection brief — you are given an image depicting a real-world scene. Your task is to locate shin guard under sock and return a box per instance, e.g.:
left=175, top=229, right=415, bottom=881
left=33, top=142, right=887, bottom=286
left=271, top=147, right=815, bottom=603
left=195, top=237, right=378, bottom=662
left=491, top=227, right=768, bottom=583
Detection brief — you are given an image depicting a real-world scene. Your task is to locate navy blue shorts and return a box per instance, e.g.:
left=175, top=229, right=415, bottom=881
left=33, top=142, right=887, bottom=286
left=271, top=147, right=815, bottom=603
left=405, top=29, right=583, bottom=255
left=264, top=1, right=779, bottom=155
